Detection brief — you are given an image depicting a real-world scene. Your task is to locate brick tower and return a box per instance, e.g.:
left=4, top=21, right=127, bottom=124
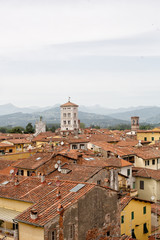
left=131, top=116, right=139, bottom=131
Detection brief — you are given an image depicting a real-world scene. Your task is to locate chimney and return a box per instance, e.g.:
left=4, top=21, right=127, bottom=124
left=57, top=203, right=64, bottom=214
left=14, top=176, right=19, bottom=186
left=56, top=188, right=61, bottom=199
left=41, top=174, right=45, bottom=183
left=30, top=209, right=38, bottom=220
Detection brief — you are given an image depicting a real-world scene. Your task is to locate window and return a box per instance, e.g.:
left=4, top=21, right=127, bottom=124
left=69, top=224, right=75, bottom=239
left=74, top=120, right=76, bottom=124
left=97, top=180, right=101, bottom=185
left=80, top=144, right=85, bottom=149
left=68, top=121, right=71, bottom=125
left=63, top=113, right=66, bottom=117
left=18, top=169, right=24, bottom=176
left=131, top=211, right=134, bottom=220
left=72, top=145, right=78, bottom=149
left=27, top=171, right=30, bottom=176
left=13, top=223, right=18, bottom=230
left=133, top=182, right=135, bottom=189
left=74, top=113, right=76, bottom=117
left=51, top=230, right=56, bottom=240
left=145, top=160, right=149, bottom=166
left=64, top=121, right=66, bottom=125
left=152, top=159, right=155, bottom=165
left=121, top=215, right=124, bottom=224
left=107, top=231, right=110, bottom=236
left=68, top=113, right=71, bottom=117
left=143, top=223, right=148, bottom=234
left=143, top=206, right=146, bottom=214
left=158, top=159, right=160, bottom=164
left=152, top=137, right=154, bottom=141
left=127, top=169, right=130, bottom=176
left=144, top=137, right=147, bottom=141
left=9, top=149, right=13, bottom=153
left=140, top=180, right=144, bottom=190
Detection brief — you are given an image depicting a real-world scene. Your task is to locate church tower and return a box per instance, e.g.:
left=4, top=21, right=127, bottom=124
left=60, top=98, right=79, bottom=135
left=131, top=116, right=139, bottom=132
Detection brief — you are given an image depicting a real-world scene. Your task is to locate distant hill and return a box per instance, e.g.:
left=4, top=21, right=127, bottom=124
left=0, top=107, right=129, bottom=128
left=0, top=103, right=56, bottom=116
left=108, top=107, right=160, bottom=123
left=0, top=103, right=160, bottom=127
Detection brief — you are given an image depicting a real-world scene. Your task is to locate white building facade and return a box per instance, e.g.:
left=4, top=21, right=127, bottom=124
left=60, top=99, right=79, bottom=134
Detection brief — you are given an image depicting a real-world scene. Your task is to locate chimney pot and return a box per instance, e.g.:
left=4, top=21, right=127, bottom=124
left=41, top=174, right=45, bottom=183
left=57, top=203, right=64, bottom=213
left=30, top=209, right=38, bottom=220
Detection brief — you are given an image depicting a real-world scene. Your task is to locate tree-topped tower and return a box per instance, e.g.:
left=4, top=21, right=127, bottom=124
left=60, top=98, right=79, bottom=135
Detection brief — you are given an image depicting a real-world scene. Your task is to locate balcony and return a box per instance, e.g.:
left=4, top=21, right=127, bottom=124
left=0, top=227, right=15, bottom=239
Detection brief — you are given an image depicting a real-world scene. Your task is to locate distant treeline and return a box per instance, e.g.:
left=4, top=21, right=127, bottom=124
left=0, top=122, right=157, bottom=133
left=0, top=123, right=60, bottom=134
left=108, top=123, right=155, bottom=131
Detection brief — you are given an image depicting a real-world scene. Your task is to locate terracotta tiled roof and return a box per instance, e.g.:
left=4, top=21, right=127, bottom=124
left=80, top=156, right=132, bottom=168
left=0, top=160, right=15, bottom=171
left=32, top=132, right=56, bottom=142
left=0, top=142, right=14, bottom=147
left=133, top=167, right=160, bottom=181
left=60, top=101, right=78, bottom=107
left=0, top=176, right=96, bottom=226
left=116, top=140, right=139, bottom=147
left=134, top=146, right=160, bottom=160
left=13, top=152, right=53, bottom=170
left=137, top=130, right=160, bottom=133
left=3, top=139, right=31, bottom=144
left=58, top=149, right=94, bottom=160
left=120, top=196, right=151, bottom=211
left=148, top=232, right=160, bottom=240
left=47, top=163, right=102, bottom=182
left=91, top=141, right=136, bottom=157
left=67, top=138, right=89, bottom=144
left=120, top=196, right=132, bottom=210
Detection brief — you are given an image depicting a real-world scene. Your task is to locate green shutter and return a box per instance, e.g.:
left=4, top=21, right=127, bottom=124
left=131, top=211, right=134, bottom=220
left=121, top=215, right=124, bottom=223
left=143, top=206, right=146, bottom=214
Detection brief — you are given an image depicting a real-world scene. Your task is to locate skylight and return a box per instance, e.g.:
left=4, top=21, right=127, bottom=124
left=1, top=181, right=9, bottom=185
left=70, top=184, right=85, bottom=192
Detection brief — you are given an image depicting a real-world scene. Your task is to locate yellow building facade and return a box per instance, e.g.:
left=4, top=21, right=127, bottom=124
left=137, top=130, right=160, bottom=144
left=19, top=223, right=44, bottom=240
left=121, top=197, right=151, bottom=240
left=0, top=197, right=33, bottom=239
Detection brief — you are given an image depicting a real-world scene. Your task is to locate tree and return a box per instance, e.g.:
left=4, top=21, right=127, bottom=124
left=80, top=123, right=85, bottom=129
left=0, top=127, right=7, bottom=133
left=25, top=123, right=35, bottom=133
left=10, top=126, right=25, bottom=133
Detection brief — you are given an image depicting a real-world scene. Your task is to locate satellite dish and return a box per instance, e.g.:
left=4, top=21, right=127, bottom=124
left=57, top=160, right=61, bottom=164
left=151, top=196, right=155, bottom=201
left=54, top=163, right=58, bottom=169
left=61, top=141, right=64, bottom=146
left=58, top=167, right=61, bottom=172
left=10, top=169, right=14, bottom=174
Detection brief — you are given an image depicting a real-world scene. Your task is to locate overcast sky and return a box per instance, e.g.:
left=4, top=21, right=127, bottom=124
left=0, top=0, right=160, bottom=108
